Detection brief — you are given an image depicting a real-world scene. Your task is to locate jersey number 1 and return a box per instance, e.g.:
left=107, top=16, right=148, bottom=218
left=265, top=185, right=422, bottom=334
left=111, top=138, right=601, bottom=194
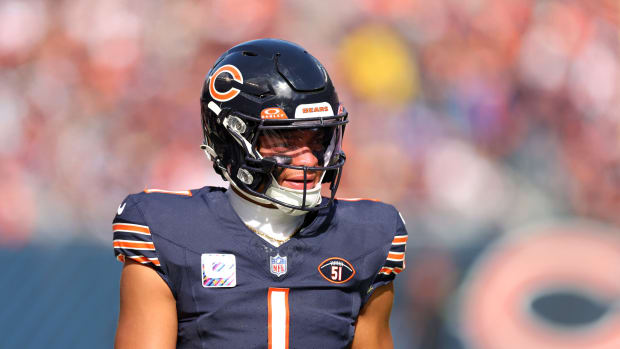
left=268, top=288, right=290, bottom=349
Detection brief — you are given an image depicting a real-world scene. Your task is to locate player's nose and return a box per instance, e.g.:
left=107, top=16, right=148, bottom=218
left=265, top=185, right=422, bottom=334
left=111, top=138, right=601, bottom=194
left=291, top=147, right=318, bottom=167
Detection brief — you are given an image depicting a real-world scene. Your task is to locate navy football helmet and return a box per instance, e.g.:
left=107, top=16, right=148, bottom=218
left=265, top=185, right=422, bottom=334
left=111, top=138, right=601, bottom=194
left=200, top=39, right=348, bottom=214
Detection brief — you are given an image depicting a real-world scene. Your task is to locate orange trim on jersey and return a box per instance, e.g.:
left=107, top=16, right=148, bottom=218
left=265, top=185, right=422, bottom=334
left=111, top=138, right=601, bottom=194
left=387, top=252, right=405, bottom=261
left=285, top=290, right=290, bottom=349
left=268, top=288, right=290, bottom=349
left=392, top=235, right=408, bottom=244
left=393, top=267, right=404, bottom=274
left=144, top=188, right=192, bottom=196
left=113, top=223, right=151, bottom=235
left=117, top=254, right=126, bottom=263
left=335, top=197, right=381, bottom=202
left=268, top=290, right=272, bottom=349
left=113, top=240, right=155, bottom=250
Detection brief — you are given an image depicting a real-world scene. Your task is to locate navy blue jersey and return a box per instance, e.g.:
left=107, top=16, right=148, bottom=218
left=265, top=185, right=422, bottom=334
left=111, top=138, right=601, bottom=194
left=113, top=186, right=407, bottom=349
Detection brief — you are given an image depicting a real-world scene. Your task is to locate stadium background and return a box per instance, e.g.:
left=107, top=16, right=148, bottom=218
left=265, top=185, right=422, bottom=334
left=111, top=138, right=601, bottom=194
left=1, top=0, right=619, bottom=348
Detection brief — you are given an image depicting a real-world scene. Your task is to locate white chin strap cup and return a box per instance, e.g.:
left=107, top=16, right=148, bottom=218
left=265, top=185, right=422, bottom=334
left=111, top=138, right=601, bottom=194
left=265, top=180, right=322, bottom=216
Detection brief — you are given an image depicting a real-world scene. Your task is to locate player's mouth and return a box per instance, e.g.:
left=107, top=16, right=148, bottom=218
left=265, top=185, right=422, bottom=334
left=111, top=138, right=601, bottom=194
left=281, top=176, right=317, bottom=190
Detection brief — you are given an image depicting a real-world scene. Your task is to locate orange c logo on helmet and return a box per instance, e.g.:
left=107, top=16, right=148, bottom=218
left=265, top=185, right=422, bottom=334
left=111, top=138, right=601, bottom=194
left=208, top=64, right=244, bottom=102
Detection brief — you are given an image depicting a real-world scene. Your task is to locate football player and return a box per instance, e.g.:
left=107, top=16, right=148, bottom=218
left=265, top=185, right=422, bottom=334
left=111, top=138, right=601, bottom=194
left=113, top=39, right=407, bottom=349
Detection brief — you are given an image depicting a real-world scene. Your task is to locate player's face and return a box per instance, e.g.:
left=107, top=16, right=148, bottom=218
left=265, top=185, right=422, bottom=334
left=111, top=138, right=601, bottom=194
left=258, top=129, right=327, bottom=190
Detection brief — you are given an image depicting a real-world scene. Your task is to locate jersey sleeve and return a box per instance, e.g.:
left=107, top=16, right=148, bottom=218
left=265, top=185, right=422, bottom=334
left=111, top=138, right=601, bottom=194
left=112, top=195, right=161, bottom=269
left=370, top=210, right=408, bottom=290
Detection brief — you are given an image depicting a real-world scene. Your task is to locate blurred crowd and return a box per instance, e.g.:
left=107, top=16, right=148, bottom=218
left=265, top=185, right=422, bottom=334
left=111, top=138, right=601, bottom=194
left=1, top=0, right=618, bottom=245
left=1, top=0, right=619, bottom=347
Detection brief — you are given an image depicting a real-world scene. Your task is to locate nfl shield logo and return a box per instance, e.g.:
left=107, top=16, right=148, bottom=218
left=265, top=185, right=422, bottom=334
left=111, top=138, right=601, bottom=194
left=270, top=254, right=287, bottom=277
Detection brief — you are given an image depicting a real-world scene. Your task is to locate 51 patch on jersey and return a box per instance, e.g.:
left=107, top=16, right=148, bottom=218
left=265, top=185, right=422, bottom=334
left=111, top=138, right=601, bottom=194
left=318, top=257, right=355, bottom=284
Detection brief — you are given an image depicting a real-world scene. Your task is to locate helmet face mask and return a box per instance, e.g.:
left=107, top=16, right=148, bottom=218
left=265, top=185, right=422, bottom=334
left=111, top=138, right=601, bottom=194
left=200, top=39, right=348, bottom=213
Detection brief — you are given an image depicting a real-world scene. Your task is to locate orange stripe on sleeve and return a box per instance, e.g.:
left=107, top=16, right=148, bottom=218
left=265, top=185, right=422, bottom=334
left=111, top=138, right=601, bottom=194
left=113, top=240, right=155, bottom=250
left=392, top=235, right=408, bottom=244
left=387, top=252, right=405, bottom=261
left=380, top=267, right=393, bottom=275
left=113, top=223, right=151, bottom=235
